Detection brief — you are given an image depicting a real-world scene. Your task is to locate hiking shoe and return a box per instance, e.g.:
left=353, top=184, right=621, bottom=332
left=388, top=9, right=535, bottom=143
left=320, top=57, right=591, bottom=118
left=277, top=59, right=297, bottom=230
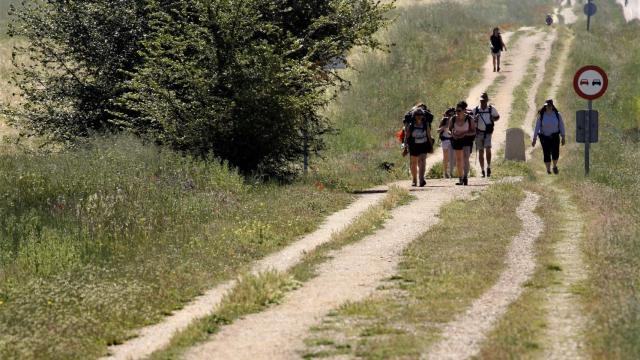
left=419, top=180, right=426, bottom=187
left=455, top=178, right=464, bottom=185
left=497, top=66, right=501, bottom=72
left=547, top=169, right=552, bottom=174
left=487, top=168, right=491, bottom=177
left=481, top=169, right=486, bottom=178
left=463, top=177, right=468, bottom=186
left=553, top=166, right=559, bottom=174
left=411, top=181, right=417, bottom=187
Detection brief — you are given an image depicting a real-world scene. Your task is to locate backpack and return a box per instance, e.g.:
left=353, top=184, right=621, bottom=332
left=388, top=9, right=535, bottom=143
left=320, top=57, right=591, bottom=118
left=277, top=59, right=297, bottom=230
left=403, top=108, right=434, bottom=126
left=474, top=105, right=495, bottom=134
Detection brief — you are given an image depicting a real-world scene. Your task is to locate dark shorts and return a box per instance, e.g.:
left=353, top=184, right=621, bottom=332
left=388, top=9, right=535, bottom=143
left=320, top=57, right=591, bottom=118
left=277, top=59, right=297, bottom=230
left=409, top=142, right=429, bottom=156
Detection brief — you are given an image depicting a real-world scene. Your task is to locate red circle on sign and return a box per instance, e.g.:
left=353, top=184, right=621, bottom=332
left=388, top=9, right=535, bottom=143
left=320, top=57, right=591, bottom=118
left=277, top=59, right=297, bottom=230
left=573, top=65, right=608, bottom=100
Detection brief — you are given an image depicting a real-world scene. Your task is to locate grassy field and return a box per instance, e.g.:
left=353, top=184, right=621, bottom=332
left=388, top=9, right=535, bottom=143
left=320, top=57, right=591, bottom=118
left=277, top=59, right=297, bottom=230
left=0, top=0, right=559, bottom=358
left=0, top=136, right=353, bottom=358
left=550, top=1, right=640, bottom=357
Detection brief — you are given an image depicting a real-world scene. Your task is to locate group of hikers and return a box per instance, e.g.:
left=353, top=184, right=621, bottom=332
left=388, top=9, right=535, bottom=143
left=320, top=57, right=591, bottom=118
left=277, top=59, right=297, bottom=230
left=397, top=26, right=566, bottom=186
left=400, top=94, right=566, bottom=186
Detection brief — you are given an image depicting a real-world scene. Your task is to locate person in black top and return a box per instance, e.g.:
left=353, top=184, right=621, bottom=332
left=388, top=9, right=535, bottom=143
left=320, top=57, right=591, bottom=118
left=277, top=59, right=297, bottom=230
left=403, top=107, right=432, bottom=187
left=490, top=27, right=507, bottom=72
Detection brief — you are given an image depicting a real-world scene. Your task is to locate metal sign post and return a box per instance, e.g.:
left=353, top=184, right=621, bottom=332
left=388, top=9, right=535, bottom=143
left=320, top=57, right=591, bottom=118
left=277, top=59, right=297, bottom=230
left=584, top=1, right=597, bottom=32
left=573, top=65, right=608, bottom=176
left=585, top=100, right=591, bottom=175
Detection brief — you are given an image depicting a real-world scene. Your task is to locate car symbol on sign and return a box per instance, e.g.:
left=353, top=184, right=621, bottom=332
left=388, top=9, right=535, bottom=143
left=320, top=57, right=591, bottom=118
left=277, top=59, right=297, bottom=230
left=592, top=79, right=602, bottom=86
left=580, top=79, right=589, bottom=86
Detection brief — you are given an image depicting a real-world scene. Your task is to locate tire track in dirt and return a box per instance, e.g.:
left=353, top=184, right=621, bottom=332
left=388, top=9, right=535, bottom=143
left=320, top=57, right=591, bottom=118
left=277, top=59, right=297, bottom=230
left=103, top=192, right=386, bottom=360
left=424, top=191, right=542, bottom=360
left=184, top=180, right=497, bottom=360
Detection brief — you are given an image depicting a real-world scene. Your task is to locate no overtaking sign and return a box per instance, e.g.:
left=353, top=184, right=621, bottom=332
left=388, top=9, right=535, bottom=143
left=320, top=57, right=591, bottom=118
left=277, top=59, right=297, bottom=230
left=573, top=65, right=608, bottom=100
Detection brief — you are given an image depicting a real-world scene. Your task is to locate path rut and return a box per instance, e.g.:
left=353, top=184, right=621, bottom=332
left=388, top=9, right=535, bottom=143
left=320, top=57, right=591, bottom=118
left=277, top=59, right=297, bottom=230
left=424, top=191, right=542, bottom=360
left=185, top=180, right=492, bottom=360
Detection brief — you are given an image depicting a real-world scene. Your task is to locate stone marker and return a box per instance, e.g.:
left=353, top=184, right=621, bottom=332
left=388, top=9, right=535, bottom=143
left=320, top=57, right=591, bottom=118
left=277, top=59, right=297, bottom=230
left=505, top=128, right=526, bottom=161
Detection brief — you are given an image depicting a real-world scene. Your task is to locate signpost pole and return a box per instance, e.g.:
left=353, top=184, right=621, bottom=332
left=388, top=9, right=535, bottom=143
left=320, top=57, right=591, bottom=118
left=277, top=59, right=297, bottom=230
left=587, top=0, right=592, bottom=32
left=585, top=100, right=592, bottom=175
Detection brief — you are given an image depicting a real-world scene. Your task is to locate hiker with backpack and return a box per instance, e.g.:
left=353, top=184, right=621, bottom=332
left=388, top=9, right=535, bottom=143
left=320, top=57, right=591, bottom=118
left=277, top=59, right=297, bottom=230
left=402, top=106, right=433, bottom=187
left=531, top=99, right=566, bottom=174
left=473, top=92, right=500, bottom=177
left=438, top=107, right=456, bottom=178
left=450, top=101, right=476, bottom=186
left=490, top=27, right=507, bottom=72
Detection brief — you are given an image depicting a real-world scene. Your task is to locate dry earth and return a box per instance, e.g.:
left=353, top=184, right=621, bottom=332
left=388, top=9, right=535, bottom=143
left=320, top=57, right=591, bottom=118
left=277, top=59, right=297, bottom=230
left=184, top=179, right=494, bottom=360
left=424, top=192, right=542, bottom=360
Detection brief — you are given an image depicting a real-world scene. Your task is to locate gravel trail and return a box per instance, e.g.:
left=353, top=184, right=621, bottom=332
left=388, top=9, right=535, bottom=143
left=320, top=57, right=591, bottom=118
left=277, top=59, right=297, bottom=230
left=184, top=179, right=492, bottom=360
left=103, top=192, right=386, bottom=360
left=424, top=191, right=542, bottom=360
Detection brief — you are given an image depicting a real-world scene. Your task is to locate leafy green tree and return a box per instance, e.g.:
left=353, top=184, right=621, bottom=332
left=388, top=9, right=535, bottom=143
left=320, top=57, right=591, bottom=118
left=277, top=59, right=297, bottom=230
left=6, top=0, right=391, bottom=175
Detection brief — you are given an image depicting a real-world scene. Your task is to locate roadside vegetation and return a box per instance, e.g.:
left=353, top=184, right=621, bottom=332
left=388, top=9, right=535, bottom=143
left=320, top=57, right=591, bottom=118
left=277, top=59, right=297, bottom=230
left=0, top=136, right=352, bottom=359
left=551, top=1, right=640, bottom=357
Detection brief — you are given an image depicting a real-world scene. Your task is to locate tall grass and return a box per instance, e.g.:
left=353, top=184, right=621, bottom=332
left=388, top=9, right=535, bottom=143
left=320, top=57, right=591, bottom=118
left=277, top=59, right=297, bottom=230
left=0, top=136, right=352, bottom=359
left=311, top=0, right=554, bottom=190
left=553, top=1, right=640, bottom=357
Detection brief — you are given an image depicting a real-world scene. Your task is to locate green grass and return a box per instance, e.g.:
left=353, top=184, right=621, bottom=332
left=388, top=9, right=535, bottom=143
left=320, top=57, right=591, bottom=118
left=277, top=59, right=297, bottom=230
left=475, top=179, right=565, bottom=359
left=302, top=184, right=525, bottom=359
left=0, top=136, right=353, bottom=359
left=147, top=186, right=411, bottom=359
left=310, top=0, right=555, bottom=191
left=549, top=1, right=640, bottom=357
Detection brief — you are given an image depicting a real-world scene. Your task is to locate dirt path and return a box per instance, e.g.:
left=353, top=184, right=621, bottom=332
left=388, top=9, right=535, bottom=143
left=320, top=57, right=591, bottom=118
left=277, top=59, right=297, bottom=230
left=424, top=191, right=542, bottom=360
left=616, top=0, right=640, bottom=22
left=521, top=29, right=557, bottom=138
left=184, top=179, right=494, bottom=360
left=425, top=30, right=545, bottom=175
left=542, top=187, right=588, bottom=359
left=525, top=26, right=575, bottom=160
left=103, top=192, right=387, bottom=360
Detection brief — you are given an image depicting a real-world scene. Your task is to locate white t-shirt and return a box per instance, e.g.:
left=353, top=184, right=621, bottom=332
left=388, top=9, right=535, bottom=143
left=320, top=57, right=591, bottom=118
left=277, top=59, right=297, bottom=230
left=473, top=105, right=499, bottom=131
left=412, top=124, right=428, bottom=144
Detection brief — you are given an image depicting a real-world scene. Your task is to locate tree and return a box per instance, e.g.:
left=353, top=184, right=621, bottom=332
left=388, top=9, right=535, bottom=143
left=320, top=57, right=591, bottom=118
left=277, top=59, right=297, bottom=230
left=6, top=0, right=392, bottom=175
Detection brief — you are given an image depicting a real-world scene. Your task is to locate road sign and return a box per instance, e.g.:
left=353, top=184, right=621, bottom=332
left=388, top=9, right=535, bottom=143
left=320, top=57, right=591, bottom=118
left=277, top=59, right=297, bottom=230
left=584, top=2, right=597, bottom=16
left=576, top=110, right=599, bottom=143
left=546, top=14, right=553, bottom=26
left=573, top=65, right=608, bottom=100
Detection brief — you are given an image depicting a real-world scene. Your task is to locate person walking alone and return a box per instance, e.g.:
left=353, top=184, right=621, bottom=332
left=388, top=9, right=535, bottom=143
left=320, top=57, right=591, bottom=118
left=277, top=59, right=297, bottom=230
left=403, top=107, right=432, bottom=186
left=438, top=108, right=456, bottom=178
left=473, top=92, right=500, bottom=177
left=490, top=27, right=507, bottom=72
left=450, top=101, right=476, bottom=185
left=531, top=99, right=566, bottom=174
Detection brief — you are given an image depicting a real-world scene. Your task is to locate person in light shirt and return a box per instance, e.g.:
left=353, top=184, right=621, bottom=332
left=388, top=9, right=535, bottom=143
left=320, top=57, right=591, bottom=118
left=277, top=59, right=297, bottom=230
left=531, top=99, right=566, bottom=174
